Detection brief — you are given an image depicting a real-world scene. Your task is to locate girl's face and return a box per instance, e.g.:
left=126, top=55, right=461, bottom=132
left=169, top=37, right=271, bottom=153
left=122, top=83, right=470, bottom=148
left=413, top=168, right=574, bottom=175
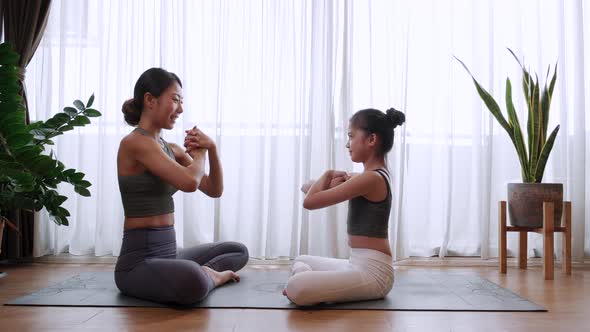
left=152, top=82, right=183, bottom=129
left=346, top=125, right=375, bottom=163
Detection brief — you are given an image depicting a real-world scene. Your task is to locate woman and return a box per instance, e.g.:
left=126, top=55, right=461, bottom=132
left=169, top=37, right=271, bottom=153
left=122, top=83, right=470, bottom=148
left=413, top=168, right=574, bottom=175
left=284, top=108, right=405, bottom=306
left=115, top=68, right=249, bottom=305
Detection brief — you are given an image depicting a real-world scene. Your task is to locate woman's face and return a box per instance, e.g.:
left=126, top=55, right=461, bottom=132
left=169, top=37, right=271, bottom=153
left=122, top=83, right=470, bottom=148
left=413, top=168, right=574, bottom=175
left=154, top=82, right=183, bottom=129
left=346, top=125, right=373, bottom=163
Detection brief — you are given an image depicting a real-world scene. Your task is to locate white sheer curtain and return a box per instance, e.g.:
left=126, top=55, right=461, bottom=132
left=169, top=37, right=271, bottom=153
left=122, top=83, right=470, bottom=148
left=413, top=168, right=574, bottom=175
left=347, top=0, right=589, bottom=261
left=26, top=0, right=589, bottom=261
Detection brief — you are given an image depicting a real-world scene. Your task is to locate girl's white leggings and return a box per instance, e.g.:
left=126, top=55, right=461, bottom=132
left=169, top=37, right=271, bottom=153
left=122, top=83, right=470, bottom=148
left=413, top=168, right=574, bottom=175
left=285, top=248, right=395, bottom=306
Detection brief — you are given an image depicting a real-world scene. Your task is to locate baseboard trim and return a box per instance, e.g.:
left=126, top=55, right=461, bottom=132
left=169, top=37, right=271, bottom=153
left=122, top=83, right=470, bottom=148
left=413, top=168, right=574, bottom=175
left=28, top=254, right=590, bottom=268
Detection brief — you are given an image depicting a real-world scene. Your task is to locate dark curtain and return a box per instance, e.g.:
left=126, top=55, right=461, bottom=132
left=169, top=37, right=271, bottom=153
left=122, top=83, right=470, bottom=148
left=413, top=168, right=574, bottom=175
left=0, top=0, right=52, bottom=261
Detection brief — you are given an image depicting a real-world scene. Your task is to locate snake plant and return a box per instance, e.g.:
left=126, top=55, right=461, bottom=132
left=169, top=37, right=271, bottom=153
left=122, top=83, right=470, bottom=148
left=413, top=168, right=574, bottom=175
left=455, top=49, right=559, bottom=183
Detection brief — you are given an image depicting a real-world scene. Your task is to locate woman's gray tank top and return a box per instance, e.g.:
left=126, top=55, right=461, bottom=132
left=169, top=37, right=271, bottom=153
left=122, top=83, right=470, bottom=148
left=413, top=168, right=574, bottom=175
left=118, top=128, right=178, bottom=217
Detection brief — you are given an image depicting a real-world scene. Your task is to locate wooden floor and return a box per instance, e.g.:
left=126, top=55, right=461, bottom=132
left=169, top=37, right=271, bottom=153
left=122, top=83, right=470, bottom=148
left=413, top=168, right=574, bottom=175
left=1, top=260, right=589, bottom=332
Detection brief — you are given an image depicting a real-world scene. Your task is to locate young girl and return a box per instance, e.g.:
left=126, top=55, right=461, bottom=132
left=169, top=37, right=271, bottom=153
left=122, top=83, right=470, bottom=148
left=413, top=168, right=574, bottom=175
left=284, top=108, right=405, bottom=306
left=115, top=68, right=249, bottom=305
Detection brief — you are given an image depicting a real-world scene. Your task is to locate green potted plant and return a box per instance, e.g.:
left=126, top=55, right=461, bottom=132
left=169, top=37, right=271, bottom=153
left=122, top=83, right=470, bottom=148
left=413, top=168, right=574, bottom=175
left=455, top=49, right=562, bottom=228
left=0, top=42, right=101, bottom=259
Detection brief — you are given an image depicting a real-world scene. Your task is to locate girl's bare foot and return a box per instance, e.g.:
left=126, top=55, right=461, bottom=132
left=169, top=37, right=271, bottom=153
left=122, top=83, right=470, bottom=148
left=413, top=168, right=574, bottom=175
left=282, top=288, right=295, bottom=303
left=291, top=261, right=312, bottom=276
left=202, top=266, right=239, bottom=287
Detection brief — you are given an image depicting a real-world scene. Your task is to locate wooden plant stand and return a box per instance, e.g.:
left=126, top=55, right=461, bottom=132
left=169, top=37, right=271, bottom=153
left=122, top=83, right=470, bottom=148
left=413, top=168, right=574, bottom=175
left=499, top=201, right=572, bottom=280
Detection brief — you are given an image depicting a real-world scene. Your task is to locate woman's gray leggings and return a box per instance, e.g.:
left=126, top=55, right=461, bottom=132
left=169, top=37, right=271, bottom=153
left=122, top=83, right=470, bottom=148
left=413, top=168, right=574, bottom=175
left=115, top=226, right=249, bottom=305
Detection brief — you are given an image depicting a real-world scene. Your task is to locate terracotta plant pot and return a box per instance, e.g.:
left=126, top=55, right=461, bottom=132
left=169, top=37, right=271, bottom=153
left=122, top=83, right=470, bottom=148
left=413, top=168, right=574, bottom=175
left=507, top=183, right=563, bottom=228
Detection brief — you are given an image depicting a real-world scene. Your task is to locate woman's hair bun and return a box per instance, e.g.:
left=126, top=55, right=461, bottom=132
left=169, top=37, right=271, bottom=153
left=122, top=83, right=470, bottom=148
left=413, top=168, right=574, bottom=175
left=122, top=98, right=141, bottom=126
left=386, top=108, right=405, bottom=128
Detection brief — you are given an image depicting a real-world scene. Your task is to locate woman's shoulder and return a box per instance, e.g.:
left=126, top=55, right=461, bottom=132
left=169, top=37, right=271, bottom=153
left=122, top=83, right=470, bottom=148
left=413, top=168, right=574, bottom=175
left=119, top=130, right=157, bottom=153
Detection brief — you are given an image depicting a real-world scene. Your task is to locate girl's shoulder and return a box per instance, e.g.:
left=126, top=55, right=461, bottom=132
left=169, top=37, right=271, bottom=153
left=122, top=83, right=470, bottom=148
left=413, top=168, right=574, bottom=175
left=372, top=168, right=391, bottom=181
left=354, top=168, right=389, bottom=180
left=344, top=170, right=385, bottom=191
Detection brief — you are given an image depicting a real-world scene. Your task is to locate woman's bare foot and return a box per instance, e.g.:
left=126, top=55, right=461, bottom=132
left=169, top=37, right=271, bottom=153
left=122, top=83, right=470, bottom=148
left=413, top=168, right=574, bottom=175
left=202, top=266, right=239, bottom=287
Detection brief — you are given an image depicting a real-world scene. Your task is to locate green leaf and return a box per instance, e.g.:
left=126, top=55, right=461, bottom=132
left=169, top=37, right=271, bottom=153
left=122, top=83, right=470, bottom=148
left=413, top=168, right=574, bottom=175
left=54, top=195, right=68, bottom=206
left=73, top=99, right=85, bottom=111
left=57, top=207, right=71, bottom=217
left=534, top=125, right=560, bottom=182
left=49, top=214, right=68, bottom=226
left=40, top=127, right=56, bottom=134
left=43, top=118, right=61, bottom=129
left=55, top=113, right=71, bottom=122
left=0, top=99, right=21, bottom=113
left=529, top=79, right=541, bottom=168
left=5, top=125, right=28, bottom=135
left=84, top=108, right=102, bottom=117
left=12, top=172, right=35, bottom=184
left=6, top=133, right=33, bottom=147
left=86, top=94, right=95, bottom=108
left=30, top=156, right=57, bottom=174
left=541, top=64, right=557, bottom=141
left=508, top=48, right=534, bottom=110
left=71, top=115, right=91, bottom=126
left=63, top=107, right=78, bottom=117
left=0, top=161, right=24, bottom=172
left=33, top=200, right=44, bottom=211
left=46, top=130, right=62, bottom=139
left=505, top=78, right=529, bottom=182
left=63, top=169, right=76, bottom=177
left=548, top=64, right=558, bottom=98
left=454, top=56, right=512, bottom=133
left=0, top=42, right=14, bottom=53
left=30, top=128, right=48, bottom=140
left=10, top=173, right=36, bottom=192
left=74, top=187, right=91, bottom=197
left=13, top=145, right=43, bottom=163
left=52, top=113, right=71, bottom=127
left=27, top=121, right=44, bottom=130
left=0, top=51, right=19, bottom=65
left=45, top=166, right=62, bottom=178
left=0, top=111, right=26, bottom=132
left=12, top=145, right=43, bottom=156
left=70, top=172, right=85, bottom=181
left=540, top=85, right=550, bottom=143
left=60, top=125, right=75, bottom=132
left=76, top=180, right=92, bottom=188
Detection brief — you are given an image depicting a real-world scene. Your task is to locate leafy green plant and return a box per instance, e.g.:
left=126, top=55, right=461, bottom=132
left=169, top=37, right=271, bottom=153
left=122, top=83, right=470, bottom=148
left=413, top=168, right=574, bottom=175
left=455, top=49, right=560, bottom=183
left=0, top=42, right=102, bottom=227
